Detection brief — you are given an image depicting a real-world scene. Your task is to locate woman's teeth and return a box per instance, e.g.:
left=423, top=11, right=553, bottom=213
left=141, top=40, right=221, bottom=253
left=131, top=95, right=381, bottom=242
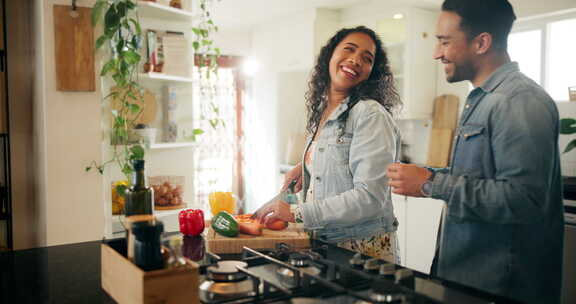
left=342, top=66, right=357, bottom=77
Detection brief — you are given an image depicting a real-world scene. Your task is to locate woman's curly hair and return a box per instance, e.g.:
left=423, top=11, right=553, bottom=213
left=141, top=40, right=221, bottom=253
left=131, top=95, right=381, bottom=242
left=305, top=26, right=402, bottom=135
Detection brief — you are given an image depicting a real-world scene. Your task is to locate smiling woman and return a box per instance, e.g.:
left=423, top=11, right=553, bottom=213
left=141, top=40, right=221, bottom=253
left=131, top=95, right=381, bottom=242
left=252, top=26, right=403, bottom=263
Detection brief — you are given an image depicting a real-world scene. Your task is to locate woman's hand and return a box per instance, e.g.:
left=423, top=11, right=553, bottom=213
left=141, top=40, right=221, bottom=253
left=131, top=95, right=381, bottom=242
left=253, top=200, right=295, bottom=224
left=281, top=163, right=303, bottom=192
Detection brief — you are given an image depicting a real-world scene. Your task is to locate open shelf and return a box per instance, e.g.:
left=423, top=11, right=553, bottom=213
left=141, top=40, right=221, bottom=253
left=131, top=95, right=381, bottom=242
left=150, top=142, right=197, bottom=149
left=139, top=72, right=194, bottom=83
left=137, top=1, right=196, bottom=21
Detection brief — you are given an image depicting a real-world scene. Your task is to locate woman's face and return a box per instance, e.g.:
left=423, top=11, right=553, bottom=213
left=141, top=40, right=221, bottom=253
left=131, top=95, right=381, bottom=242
left=328, top=32, right=376, bottom=94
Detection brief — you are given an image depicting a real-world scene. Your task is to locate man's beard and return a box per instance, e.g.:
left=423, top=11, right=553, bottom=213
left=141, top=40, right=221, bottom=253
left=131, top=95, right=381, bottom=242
left=446, top=60, right=475, bottom=83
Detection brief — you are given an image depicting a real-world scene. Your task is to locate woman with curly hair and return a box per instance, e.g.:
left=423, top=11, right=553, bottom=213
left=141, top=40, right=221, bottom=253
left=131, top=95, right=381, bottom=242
left=255, top=26, right=402, bottom=262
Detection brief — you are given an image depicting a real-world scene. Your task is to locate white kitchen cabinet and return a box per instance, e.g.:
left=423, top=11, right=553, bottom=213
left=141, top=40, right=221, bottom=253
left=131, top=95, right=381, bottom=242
left=404, top=196, right=444, bottom=274
left=377, top=8, right=439, bottom=120
left=392, top=193, right=444, bottom=273
left=391, top=193, right=408, bottom=264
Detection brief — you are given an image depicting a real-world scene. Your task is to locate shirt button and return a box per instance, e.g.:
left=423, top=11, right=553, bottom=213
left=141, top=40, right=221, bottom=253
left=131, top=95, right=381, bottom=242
left=315, top=176, right=321, bottom=182
left=319, top=147, right=325, bottom=152
left=465, top=104, right=470, bottom=109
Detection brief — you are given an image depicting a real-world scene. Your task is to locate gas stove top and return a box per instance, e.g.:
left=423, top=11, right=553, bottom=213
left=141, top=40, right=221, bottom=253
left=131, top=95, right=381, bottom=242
left=188, top=239, right=518, bottom=304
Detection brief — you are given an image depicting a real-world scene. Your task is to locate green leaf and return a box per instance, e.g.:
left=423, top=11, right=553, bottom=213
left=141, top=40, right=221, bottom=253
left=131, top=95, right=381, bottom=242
left=192, top=41, right=200, bottom=51
left=91, top=0, right=107, bottom=26
left=560, top=118, right=576, bottom=134
left=126, top=1, right=136, bottom=10
left=115, top=116, right=126, bottom=126
left=104, top=5, right=121, bottom=31
left=201, top=39, right=211, bottom=46
left=128, top=103, right=140, bottom=114
left=193, top=128, right=204, bottom=135
left=192, top=28, right=201, bottom=36
left=565, top=139, right=576, bottom=153
left=129, top=18, right=142, bottom=35
left=124, top=50, right=141, bottom=65
left=122, top=163, right=133, bottom=176
left=115, top=184, right=128, bottom=197
left=209, top=118, right=218, bottom=129
left=116, top=2, right=127, bottom=18
left=100, top=59, right=116, bottom=76
left=116, top=39, right=125, bottom=53
left=85, top=166, right=92, bottom=172
left=95, top=35, right=108, bottom=50
left=130, top=145, right=145, bottom=160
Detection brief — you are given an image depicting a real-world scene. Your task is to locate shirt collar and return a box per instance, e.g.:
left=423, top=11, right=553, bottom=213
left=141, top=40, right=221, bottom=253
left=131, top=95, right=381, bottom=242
left=327, top=96, right=351, bottom=121
left=479, top=62, right=519, bottom=93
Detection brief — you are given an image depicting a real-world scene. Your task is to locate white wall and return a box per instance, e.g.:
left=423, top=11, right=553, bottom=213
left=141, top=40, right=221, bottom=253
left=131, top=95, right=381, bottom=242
left=244, top=9, right=317, bottom=212
left=34, top=0, right=105, bottom=247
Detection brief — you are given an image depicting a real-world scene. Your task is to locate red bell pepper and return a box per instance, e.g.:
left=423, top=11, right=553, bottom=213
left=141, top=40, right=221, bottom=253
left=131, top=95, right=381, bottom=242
left=179, top=209, right=205, bottom=236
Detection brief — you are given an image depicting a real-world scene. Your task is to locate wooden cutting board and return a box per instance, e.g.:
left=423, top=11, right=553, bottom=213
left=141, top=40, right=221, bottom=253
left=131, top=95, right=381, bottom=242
left=426, top=128, right=454, bottom=168
left=53, top=5, right=95, bottom=91
left=431, top=94, right=460, bottom=130
left=205, top=223, right=310, bottom=254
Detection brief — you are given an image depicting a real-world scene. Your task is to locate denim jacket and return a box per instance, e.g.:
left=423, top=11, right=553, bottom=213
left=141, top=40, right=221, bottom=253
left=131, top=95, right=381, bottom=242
left=430, top=63, right=564, bottom=304
left=300, top=98, right=400, bottom=243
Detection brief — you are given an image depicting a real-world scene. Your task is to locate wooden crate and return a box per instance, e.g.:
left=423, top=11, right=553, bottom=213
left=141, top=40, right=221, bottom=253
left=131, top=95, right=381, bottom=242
left=101, top=239, right=199, bottom=304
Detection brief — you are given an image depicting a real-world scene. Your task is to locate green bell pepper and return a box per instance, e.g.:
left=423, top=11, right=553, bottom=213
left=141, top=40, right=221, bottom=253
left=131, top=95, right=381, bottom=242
left=211, top=211, right=239, bottom=237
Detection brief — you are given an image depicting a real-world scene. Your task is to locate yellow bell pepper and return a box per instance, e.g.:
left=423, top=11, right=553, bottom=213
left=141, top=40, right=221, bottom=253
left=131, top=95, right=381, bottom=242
left=208, top=191, right=236, bottom=216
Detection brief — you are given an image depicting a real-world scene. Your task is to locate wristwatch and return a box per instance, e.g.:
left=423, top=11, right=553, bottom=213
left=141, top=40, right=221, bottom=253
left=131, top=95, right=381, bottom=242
left=420, top=169, right=436, bottom=197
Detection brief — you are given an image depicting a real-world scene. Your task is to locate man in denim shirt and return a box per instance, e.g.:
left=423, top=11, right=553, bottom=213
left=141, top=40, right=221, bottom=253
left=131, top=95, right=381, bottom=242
left=387, top=0, right=564, bottom=303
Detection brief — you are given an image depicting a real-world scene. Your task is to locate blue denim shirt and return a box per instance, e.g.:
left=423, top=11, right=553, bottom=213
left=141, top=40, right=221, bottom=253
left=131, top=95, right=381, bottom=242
left=430, top=63, right=564, bottom=304
left=300, top=98, right=400, bottom=243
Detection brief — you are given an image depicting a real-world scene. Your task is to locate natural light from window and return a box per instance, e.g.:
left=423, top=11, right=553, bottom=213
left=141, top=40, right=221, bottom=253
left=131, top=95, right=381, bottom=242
left=509, top=30, right=542, bottom=85
left=548, top=18, right=576, bottom=101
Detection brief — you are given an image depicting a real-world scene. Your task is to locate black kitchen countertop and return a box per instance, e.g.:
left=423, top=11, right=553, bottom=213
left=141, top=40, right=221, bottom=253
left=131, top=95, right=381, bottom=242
left=0, top=235, right=520, bottom=304
left=0, top=240, right=115, bottom=304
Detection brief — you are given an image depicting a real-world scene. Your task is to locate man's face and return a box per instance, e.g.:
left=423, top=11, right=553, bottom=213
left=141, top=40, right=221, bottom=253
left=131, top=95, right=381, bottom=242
left=433, top=11, right=476, bottom=83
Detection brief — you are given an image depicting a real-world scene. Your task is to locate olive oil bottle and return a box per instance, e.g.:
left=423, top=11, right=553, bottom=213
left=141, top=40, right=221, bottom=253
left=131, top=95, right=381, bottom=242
left=124, top=160, right=153, bottom=216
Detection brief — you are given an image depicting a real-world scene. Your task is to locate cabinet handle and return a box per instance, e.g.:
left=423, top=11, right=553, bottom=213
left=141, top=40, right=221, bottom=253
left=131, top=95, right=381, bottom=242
left=0, top=50, right=4, bottom=72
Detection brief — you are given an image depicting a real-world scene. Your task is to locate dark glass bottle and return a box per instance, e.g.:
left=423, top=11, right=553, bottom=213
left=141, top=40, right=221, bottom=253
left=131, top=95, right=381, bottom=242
left=124, top=160, right=153, bottom=216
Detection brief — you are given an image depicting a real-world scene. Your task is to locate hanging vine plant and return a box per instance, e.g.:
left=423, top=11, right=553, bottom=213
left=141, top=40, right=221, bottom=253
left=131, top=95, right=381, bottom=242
left=192, top=0, right=226, bottom=130
left=86, top=0, right=145, bottom=182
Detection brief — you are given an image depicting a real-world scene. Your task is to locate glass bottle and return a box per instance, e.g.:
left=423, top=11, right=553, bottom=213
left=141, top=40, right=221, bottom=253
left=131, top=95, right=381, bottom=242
left=124, top=159, right=153, bottom=216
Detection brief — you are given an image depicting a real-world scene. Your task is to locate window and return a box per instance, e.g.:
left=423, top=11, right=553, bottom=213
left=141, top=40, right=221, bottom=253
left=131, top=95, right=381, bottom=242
left=509, top=10, right=576, bottom=101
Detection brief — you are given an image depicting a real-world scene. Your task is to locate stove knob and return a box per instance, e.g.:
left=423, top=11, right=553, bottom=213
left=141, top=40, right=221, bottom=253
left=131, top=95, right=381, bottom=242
left=395, top=268, right=414, bottom=289
left=363, top=258, right=380, bottom=273
left=379, top=263, right=396, bottom=280
left=289, top=252, right=310, bottom=267
left=349, top=253, right=365, bottom=269
left=370, top=278, right=404, bottom=303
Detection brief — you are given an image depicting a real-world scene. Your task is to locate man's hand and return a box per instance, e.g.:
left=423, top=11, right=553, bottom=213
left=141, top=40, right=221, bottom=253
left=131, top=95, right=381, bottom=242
left=387, top=163, right=432, bottom=197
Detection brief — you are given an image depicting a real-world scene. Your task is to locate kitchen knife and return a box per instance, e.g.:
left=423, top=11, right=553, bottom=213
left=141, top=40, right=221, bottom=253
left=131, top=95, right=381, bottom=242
left=250, top=190, right=287, bottom=219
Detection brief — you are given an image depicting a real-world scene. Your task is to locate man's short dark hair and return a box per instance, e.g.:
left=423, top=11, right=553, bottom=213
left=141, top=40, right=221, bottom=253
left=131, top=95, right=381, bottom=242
left=442, top=0, right=516, bottom=50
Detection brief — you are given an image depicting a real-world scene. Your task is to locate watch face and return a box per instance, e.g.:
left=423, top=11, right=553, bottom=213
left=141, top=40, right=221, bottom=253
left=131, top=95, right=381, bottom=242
left=422, top=181, right=432, bottom=197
